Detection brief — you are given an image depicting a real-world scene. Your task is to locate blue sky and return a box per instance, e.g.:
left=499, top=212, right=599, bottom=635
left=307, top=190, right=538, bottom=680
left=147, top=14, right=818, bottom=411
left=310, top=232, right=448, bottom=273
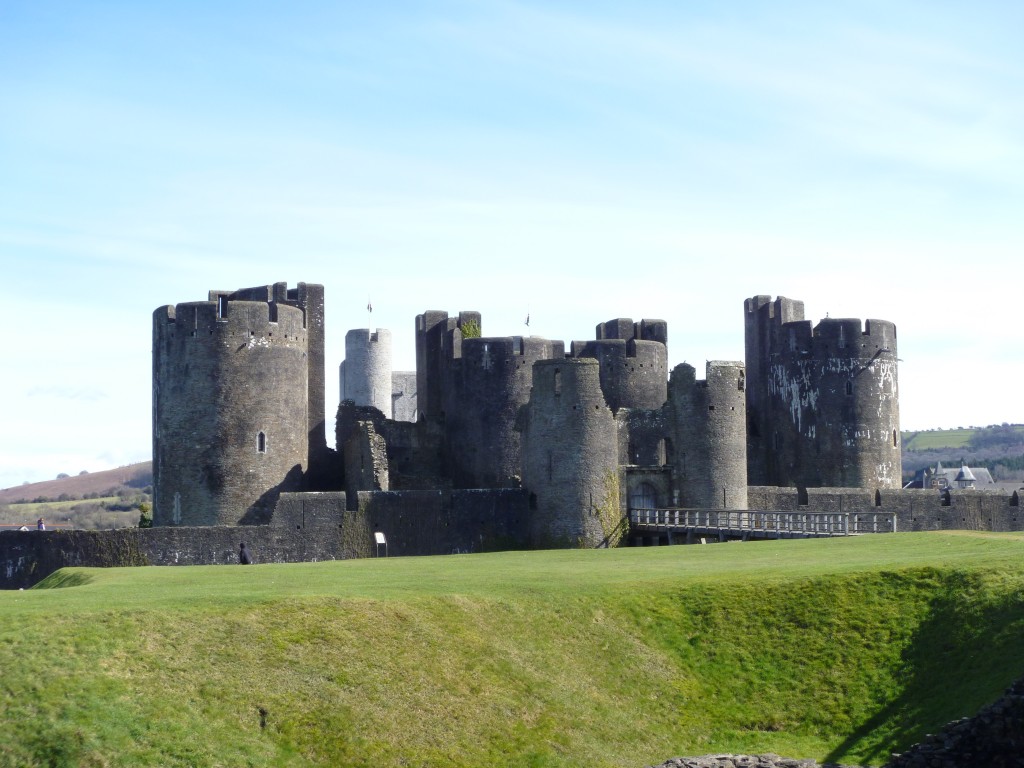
left=2, top=1, right=1023, bottom=487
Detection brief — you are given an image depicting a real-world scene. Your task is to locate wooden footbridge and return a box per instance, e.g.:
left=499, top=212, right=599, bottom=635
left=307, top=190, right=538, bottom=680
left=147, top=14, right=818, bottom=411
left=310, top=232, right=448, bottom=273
left=629, top=507, right=897, bottom=544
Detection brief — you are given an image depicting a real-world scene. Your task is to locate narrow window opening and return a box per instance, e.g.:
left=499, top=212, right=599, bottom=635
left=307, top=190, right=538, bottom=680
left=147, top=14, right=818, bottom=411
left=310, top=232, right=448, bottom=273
left=1011, top=492, right=1020, bottom=508
left=798, top=487, right=809, bottom=506
left=553, top=368, right=562, bottom=395
left=875, top=489, right=882, bottom=507
left=845, top=380, right=853, bottom=396
left=838, top=326, right=846, bottom=349
left=257, top=431, right=267, bottom=453
left=738, top=371, right=745, bottom=392
left=217, top=295, right=228, bottom=319
left=708, top=405, right=716, bottom=411
left=892, top=429, right=898, bottom=447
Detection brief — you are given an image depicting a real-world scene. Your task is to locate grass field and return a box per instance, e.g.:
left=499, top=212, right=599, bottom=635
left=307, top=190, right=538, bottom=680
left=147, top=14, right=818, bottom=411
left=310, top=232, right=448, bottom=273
left=902, top=429, right=975, bottom=451
left=0, top=496, right=121, bottom=514
left=3, top=533, right=1024, bottom=767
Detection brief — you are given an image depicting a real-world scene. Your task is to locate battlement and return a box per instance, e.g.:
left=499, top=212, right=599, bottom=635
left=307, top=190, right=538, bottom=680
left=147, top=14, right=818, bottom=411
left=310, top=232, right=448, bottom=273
left=595, top=317, right=668, bottom=346
left=772, top=316, right=898, bottom=361
left=570, top=335, right=668, bottom=411
left=154, top=298, right=307, bottom=342
left=461, top=336, right=564, bottom=369
left=529, top=358, right=608, bottom=406
left=346, top=328, right=391, bottom=345
left=744, top=295, right=805, bottom=325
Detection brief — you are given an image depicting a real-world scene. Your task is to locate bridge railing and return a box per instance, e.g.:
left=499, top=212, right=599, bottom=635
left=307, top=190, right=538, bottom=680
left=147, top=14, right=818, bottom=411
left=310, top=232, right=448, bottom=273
left=629, top=508, right=896, bottom=536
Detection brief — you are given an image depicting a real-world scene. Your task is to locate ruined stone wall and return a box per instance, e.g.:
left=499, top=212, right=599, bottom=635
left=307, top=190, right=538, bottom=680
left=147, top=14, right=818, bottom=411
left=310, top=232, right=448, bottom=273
left=153, top=284, right=317, bottom=527
left=391, top=372, right=418, bottom=422
left=343, top=421, right=389, bottom=504
left=520, top=358, right=620, bottom=548
left=335, top=401, right=445, bottom=490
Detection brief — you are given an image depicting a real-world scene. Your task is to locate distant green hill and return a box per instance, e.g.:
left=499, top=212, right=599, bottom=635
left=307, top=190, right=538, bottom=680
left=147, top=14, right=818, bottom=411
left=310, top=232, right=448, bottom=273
left=902, top=428, right=976, bottom=451
left=902, top=425, right=1024, bottom=452
left=901, top=425, right=1024, bottom=481
left=3, top=534, right=1024, bottom=767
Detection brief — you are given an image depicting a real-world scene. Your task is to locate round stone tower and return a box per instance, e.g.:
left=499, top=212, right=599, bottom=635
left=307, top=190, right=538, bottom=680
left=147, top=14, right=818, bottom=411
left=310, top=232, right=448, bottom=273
left=519, top=358, right=619, bottom=548
left=808, top=317, right=900, bottom=488
left=570, top=318, right=668, bottom=412
left=668, top=361, right=748, bottom=509
left=153, top=284, right=318, bottom=526
left=745, top=298, right=901, bottom=490
left=340, top=328, right=393, bottom=418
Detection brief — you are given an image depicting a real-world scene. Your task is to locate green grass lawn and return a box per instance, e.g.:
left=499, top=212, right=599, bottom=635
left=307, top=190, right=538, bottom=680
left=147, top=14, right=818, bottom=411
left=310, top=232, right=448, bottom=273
left=3, top=532, right=1024, bottom=767
left=902, top=429, right=975, bottom=451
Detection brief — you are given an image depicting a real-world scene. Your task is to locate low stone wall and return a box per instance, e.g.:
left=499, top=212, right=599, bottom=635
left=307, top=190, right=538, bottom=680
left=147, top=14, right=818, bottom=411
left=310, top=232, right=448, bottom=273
left=1, top=487, right=531, bottom=589
left=748, top=486, right=1024, bottom=532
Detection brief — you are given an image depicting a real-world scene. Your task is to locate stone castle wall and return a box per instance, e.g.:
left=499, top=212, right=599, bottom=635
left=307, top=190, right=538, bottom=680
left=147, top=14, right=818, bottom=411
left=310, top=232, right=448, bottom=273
left=443, top=335, right=563, bottom=489
left=1, top=488, right=531, bottom=589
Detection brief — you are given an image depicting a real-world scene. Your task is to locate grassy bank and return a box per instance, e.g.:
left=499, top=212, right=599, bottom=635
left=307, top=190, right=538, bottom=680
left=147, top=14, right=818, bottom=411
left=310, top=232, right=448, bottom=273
left=2, top=532, right=1024, bottom=767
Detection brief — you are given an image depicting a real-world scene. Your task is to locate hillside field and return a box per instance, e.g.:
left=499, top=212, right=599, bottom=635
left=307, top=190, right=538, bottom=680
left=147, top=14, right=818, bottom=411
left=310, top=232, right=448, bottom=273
left=3, top=533, right=1024, bottom=767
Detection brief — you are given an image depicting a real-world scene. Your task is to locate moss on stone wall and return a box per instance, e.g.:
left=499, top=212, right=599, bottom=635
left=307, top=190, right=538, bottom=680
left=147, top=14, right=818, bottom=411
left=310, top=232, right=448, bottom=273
left=597, top=470, right=626, bottom=548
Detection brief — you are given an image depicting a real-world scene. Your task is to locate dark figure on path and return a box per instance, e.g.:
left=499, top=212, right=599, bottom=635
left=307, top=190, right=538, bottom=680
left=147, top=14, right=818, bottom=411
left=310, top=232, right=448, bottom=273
left=239, top=542, right=252, bottom=565
left=37, top=517, right=45, bottom=531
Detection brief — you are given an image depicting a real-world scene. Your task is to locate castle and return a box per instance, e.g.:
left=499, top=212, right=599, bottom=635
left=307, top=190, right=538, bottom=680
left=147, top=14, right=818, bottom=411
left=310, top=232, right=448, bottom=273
left=149, top=282, right=902, bottom=548
left=8, top=280, right=1024, bottom=589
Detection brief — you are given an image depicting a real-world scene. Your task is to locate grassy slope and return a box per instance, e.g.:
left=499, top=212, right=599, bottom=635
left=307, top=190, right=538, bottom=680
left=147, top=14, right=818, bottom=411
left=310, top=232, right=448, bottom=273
left=3, top=533, right=1024, bottom=768
left=902, top=429, right=975, bottom=451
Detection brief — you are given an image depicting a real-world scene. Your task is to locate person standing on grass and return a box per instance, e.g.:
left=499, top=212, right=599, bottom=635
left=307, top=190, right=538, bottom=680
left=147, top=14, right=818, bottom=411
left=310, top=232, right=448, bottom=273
left=239, top=542, right=252, bottom=564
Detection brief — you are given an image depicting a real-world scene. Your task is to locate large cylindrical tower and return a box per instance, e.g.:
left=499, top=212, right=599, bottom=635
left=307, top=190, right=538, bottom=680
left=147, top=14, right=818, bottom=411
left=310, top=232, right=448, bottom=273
left=750, top=304, right=901, bottom=490
left=153, top=287, right=314, bottom=526
left=810, top=318, right=900, bottom=488
left=668, top=361, right=748, bottom=509
left=571, top=318, right=668, bottom=412
left=340, top=328, right=393, bottom=418
left=520, top=358, right=619, bottom=547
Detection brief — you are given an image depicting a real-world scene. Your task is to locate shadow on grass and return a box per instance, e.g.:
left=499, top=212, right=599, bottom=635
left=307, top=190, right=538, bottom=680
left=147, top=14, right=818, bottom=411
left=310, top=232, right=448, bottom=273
left=33, top=569, right=95, bottom=589
left=825, top=569, right=1024, bottom=766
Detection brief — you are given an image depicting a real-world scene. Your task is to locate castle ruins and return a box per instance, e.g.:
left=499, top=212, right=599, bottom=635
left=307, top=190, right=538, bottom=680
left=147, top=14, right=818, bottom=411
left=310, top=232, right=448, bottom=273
left=4, top=281, right=1022, bottom=588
